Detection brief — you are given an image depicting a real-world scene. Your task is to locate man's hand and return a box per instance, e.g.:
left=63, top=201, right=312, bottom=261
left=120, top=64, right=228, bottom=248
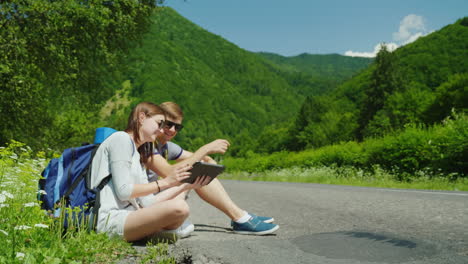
left=203, top=139, right=230, bottom=155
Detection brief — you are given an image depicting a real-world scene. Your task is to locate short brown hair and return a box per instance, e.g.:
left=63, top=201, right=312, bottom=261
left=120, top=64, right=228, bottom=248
left=160, top=101, right=184, bottom=120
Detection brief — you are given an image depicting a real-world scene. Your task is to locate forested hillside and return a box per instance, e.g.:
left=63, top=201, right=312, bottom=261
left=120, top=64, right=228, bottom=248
left=257, top=52, right=372, bottom=96
left=258, top=17, right=468, bottom=153
left=104, top=7, right=370, bottom=155
left=259, top=52, right=371, bottom=82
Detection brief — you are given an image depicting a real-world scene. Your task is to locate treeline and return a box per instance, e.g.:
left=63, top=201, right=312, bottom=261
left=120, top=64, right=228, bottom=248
left=0, top=0, right=158, bottom=149
left=255, top=53, right=372, bottom=104
left=223, top=111, right=467, bottom=177
left=257, top=52, right=373, bottom=77
left=246, top=17, right=468, bottom=156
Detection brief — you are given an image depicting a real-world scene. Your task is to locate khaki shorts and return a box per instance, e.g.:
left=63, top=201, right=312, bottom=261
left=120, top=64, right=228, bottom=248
left=97, top=207, right=136, bottom=238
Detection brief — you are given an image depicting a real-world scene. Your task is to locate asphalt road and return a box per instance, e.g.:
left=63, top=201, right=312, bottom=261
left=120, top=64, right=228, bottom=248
left=169, top=180, right=468, bottom=264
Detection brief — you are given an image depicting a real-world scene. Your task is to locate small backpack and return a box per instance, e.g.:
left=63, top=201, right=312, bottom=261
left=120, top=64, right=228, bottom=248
left=38, top=127, right=116, bottom=231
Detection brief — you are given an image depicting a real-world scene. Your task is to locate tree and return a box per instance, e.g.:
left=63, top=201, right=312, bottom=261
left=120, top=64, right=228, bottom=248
left=424, top=73, right=468, bottom=123
left=0, top=0, right=157, bottom=149
left=357, top=44, right=403, bottom=139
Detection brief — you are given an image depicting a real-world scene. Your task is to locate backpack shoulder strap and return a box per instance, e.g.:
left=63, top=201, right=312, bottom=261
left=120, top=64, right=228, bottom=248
left=53, top=155, right=64, bottom=204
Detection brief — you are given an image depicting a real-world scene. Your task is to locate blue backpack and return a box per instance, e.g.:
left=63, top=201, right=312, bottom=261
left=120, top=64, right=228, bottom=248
left=38, top=127, right=117, bottom=230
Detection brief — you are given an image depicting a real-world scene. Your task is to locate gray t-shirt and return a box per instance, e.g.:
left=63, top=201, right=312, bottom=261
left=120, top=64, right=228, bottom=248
left=155, top=141, right=183, bottom=160
left=147, top=141, right=184, bottom=182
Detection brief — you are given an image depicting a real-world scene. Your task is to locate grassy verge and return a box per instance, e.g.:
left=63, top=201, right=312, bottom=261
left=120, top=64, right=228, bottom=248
left=220, top=165, right=468, bottom=192
left=0, top=141, right=175, bottom=263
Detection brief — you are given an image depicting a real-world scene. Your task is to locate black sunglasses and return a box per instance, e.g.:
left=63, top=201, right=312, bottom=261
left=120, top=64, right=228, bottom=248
left=164, top=120, right=184, bottom=132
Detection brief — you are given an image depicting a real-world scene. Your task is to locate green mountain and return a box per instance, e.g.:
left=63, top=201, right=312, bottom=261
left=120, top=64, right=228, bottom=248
left=257, top=52, right=372, bottom=96
left=276, top=17, right=468, bottom=152
left=257, top=52, right=372, bottom=80
left=256, top=52, right=372, bottom=96
left=340, top=17, right=468, bottom=135
left=106, top=7, right=370, bottom=155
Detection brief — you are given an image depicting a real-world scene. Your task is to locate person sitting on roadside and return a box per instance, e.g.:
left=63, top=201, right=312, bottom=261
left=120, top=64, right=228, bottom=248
left=145, top=101, right=279, bottom=236
left=89, top=101, right=211, bottom=242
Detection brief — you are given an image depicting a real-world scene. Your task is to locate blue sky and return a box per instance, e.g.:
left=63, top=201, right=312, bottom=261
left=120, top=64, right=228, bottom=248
left=164, top=0, right=467, bottom=57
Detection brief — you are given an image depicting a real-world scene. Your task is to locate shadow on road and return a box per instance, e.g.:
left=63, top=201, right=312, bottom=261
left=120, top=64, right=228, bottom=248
left=194, top=224, right=277, bottom=237
left=194, top=224, right=232, bottom=233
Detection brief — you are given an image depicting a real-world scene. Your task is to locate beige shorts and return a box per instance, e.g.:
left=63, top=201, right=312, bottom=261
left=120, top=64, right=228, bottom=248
left=97, top=207, right=135, bottom=238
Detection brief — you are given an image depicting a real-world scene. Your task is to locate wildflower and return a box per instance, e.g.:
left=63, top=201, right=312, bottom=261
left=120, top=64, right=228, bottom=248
left=2, top=180, right=14, bottom=185
left=1, top=191, right=13, bottom=198
left=14, top=225, right=31, bottom=230
left=0, top=191, right=14, bottom=203
left=0, top=229, right=8, bottom=236
left=34, top=224, right=49, bottom=229
left=16, top=252, right=25, bottom=260
left=38, top=190, right=47, bottom=195
left=9, top=153, right=18, bottom=159
left=0, top=204, right=9, bottom=208
left=24, top=202, right=38, bottom=207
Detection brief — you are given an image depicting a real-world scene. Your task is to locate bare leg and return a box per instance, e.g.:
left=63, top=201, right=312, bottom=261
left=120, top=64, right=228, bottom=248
left=195, top=178, right=244, bottom=221
left=123, top=199, right=189, bottom=242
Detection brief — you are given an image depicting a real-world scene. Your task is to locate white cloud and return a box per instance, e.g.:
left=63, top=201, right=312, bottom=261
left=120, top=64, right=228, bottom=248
left=393, top=14, right=426, bottom=43
left=344, top=50, right=375, bottom=58
left=401, top=31, right=424, bottom=45
left=345, top=42, right=398, bottom=58
left=345, top=14, right=428, bottom=58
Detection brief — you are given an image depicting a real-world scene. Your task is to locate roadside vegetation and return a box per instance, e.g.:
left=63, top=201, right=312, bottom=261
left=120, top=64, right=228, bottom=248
left=222, top=112, right=467, bottom=191
left=221, top=166, right=468, bottom=192
left=0, top=141, right=175, bottom=263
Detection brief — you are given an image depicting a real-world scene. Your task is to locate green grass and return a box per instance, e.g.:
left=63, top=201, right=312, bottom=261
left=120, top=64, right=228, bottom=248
left=220, top=165, right=468, bottom=192
left=0, top=141, right=175, bottom=263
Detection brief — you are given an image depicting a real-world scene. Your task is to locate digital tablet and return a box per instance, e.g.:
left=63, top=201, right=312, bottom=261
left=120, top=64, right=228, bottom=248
left=181, top=162, right=225, bottom=184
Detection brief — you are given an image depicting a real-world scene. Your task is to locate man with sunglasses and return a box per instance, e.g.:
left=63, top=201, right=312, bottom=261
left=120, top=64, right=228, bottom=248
left=146, top=102, right=279, bottom=236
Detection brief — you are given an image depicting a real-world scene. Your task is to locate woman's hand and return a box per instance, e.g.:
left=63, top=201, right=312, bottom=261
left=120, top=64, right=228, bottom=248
left=181, top=175, right=211, bottom=190
left=165, top=163, right=192, bottom=187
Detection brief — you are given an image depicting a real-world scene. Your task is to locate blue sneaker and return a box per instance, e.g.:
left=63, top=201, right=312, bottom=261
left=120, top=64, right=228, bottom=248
left=232, top=215, right=279, bottom=235
left=231, top=213, right=275, bottom=227
left=250, top=213, right=274, bottom=223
